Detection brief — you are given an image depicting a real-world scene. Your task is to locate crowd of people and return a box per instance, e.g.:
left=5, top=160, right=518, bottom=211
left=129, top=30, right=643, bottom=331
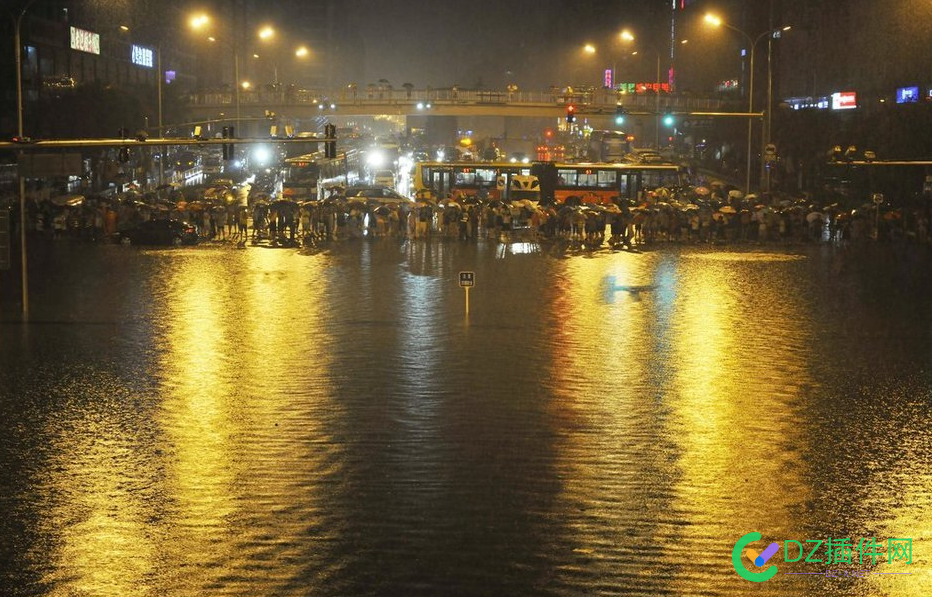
left=10, top=185, right=932, bottom=249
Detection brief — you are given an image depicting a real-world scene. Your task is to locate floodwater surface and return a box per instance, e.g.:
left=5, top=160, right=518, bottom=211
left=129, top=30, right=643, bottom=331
left=1, top=239, right=930, bottom=596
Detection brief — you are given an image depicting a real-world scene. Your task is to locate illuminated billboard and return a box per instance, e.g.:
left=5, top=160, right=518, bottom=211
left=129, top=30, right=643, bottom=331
left=831, top=91, right=857, bottom=110
left=896, top=86, right=920, bottom=104
left=69, top=26, right=100, bottom=55
left=131, top=45, right=154, bottom=68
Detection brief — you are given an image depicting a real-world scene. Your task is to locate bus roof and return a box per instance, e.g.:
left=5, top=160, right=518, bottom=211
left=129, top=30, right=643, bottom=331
left=415, top=160, right=681, bottom=169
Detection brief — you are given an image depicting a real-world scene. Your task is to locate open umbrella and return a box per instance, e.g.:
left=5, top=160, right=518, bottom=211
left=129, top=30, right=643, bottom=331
left=806, top=211, right=824, bottom=223
left=51, top=194, right=85, bottom=207
left=563, top=196, right=582, bottom=207
left=694, top=186, right=711, bottom=196
left=719, top=205, right=737, bottom=214
left=727, top=189, right=744, bottom=200
left=883, top=210, right=902, bottom=220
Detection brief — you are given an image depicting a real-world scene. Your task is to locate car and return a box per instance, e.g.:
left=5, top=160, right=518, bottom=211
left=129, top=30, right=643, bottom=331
left=372, top=169, right=396, bottom=188
left=343, top=186, right=411, bottom=203
left=121, top=219, right=199, bottom=246
left=627, top=149, right=665, bottom=164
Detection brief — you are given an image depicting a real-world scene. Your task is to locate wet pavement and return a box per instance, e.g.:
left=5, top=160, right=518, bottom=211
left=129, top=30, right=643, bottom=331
left=1, top=239, right=930, bottom=596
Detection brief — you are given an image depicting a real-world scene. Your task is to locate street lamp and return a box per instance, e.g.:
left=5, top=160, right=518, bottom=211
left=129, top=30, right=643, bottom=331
left=619, top=29, right=668, bottom=149
left=705, top=13, right=788, bottom=195
left=190, top=13, right=241, bottom=126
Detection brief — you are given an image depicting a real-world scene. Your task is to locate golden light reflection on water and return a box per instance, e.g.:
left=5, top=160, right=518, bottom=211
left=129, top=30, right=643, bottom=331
left=542, top=252, right=819, bottom=590
left=156, top=259, right=240, bottom=590
left=543, top=254, right=665, bottom=575
left=42, top=421, right=156, bottom=597
left=664, top=259, right=814, bottom=585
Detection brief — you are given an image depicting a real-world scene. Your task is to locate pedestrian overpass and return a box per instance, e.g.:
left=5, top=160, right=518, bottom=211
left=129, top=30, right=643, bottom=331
left=185, top=87, right=741, bottom=121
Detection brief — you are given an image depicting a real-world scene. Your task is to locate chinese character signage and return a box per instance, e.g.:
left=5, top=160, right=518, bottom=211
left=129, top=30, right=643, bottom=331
left=604, top=69, right=613, bottom=89
left=131, top=45, right=154, bottom=68
left=616, top=82, right=671, bottom=94
left=69, top=26, right=100, bottom=55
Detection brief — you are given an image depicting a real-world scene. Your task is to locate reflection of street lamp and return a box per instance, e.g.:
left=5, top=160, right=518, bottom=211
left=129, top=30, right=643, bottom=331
left=705, top=13, right=788, bottom=194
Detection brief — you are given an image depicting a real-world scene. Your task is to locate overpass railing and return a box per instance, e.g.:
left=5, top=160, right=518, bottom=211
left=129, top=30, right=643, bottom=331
left=187, top=87, right=734, bottom=112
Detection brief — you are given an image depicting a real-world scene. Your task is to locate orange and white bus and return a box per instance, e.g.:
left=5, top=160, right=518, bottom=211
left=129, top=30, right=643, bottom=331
left=413, top=160, right=685, bottom=204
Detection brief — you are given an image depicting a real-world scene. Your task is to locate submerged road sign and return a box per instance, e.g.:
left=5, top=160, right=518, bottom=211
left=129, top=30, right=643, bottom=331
left=459, top=271, right=475, bottom=287
left=459, top=271, right=475, bottom=316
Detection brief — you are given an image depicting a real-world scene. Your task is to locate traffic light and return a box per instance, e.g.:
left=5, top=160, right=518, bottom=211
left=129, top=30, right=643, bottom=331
left=566, top=105, right=576, bottom=123
left=324, top=123, right=337, bottom=158
left=662, top=112, right=675, bottom=127
left=222, top=126, right=235, bottom=161
left=614, top=104, right=627, bottom=126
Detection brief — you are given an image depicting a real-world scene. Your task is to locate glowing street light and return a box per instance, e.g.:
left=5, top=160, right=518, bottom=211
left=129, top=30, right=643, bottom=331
left=704, top=12, right=792, bottom=193
left=258, top=26, right=275, bottom=40
left=241, top=80, right=252, bottom=90
left=295, top=46, right=309, bottom=58
left=619, top=29, right=634, bottom=42
left=189, top=14, right=209, bottom=29
left=583, top=43, right=596, bottom=54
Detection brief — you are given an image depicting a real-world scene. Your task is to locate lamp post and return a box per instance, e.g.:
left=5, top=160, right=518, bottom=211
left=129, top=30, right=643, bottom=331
left=14, top=0, right=38, bottom=318
left=630, top=49, right=663, bottom=148
left=121, top=26, right=163, bottom=186
left=705, top=14, right=790, bottom=195
left=192, top=14, right=241, bottom=127
left=623, top=30, right=687, bottom=150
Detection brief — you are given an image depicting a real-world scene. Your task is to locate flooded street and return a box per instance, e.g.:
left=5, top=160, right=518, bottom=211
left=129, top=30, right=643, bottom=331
left=1, top=240, right=930, bottom=596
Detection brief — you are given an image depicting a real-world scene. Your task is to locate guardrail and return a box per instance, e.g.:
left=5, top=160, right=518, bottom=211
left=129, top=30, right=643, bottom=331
left=186, top=88, right=734, bottom=112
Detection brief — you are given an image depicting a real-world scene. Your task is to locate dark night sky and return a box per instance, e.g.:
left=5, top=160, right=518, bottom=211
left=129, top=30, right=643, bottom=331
left=340, top=0, right=672, bottom=90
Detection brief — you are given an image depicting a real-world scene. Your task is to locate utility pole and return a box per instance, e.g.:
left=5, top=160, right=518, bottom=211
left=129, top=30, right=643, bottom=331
left=15, top=0, right=38, bottom=319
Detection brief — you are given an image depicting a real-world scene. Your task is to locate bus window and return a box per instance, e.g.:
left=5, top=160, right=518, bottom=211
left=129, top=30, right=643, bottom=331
left=455, top=169, right=477, bottom=186
left=643, top=172, right=662, bottom=189
left=619, top=174, right=630, bottom=198
left=557, top=169, right=577, bottom=187
left=477, top=168, right=497, bottom=186
left=577, top=170, right=598, bottom=187
left=596, top=169, right=617, bottom=188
